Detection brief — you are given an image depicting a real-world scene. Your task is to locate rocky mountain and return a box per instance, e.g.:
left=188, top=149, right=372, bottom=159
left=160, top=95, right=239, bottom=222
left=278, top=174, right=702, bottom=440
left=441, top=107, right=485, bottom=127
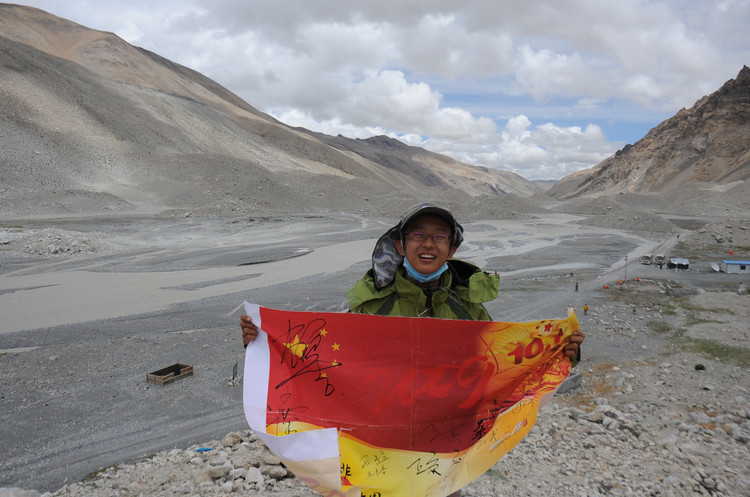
left=0, top=4, right=543, bottom=219
left=549, top=66, right=750, bottom=200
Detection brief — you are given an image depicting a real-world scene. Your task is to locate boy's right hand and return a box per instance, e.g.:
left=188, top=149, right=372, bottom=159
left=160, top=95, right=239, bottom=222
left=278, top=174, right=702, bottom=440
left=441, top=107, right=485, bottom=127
left=240, top=315, right=258, bottom=347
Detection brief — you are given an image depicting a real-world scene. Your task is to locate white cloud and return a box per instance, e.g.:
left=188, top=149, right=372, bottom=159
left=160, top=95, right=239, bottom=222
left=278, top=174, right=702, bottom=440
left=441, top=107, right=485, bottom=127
left=271, top=70, right=498, bottom=143
left=15, top=0, right=750, bottom=181
left=513, top=46, right=593, bottom=99
left=398, top=14, right=515, bottom=80
left=290, top=113, right=617, bottom=181
left=480, top=117, right=617, bottom=180
left=621, top=75, right=663, bottom=107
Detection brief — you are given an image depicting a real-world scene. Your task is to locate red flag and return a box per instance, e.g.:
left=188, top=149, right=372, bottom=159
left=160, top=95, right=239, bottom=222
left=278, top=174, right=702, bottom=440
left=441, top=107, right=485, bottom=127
left=243, top=303, right=578, bottom=497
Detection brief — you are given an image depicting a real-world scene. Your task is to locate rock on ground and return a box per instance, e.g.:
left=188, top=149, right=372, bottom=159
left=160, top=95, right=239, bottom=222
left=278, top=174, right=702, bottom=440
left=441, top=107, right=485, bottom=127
left=4, top=291, right=747, bottom=497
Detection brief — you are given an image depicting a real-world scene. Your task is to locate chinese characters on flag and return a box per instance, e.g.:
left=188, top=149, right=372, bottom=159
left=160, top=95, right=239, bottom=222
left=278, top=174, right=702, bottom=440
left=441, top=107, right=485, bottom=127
left=242, top=302, right=578, bottom=497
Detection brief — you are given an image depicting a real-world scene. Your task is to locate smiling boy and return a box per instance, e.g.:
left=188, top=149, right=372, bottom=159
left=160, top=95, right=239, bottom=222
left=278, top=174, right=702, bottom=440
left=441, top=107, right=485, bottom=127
left=239, top=202, right=584, bottom=497
left=242, top=202, right=584, bottom=361
left=345, top=202, right=499, bottom=320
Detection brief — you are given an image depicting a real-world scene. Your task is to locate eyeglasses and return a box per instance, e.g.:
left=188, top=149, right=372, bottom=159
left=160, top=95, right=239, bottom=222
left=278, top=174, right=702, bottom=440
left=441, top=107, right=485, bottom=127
left=405, top=231, right=451, bottom=244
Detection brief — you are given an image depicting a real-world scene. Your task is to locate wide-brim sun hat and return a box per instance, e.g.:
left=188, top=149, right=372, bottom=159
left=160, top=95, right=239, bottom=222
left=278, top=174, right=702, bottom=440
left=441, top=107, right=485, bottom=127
left=371, top=202, right=464, bottom=289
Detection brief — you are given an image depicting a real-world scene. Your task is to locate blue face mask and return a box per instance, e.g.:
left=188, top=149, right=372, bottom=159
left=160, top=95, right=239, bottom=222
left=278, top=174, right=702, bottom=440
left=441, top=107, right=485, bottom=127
left=403, top=258, right=449, bottom=283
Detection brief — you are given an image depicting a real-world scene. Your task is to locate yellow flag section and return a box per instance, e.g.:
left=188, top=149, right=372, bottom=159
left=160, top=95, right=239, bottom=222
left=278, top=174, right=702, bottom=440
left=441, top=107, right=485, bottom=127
left=242, top=302, right=578, bottom=497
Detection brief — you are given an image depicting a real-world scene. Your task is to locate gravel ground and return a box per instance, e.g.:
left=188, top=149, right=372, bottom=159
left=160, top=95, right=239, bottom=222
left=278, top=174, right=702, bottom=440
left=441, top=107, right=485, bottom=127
left=2, top=188, right=750, bottom=497
left=5, top=284, right=749, bottom=497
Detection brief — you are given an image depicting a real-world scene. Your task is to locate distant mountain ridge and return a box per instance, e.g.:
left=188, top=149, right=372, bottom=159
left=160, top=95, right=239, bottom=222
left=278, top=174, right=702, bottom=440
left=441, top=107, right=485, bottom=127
left=0, top=3, right=542, bottom=219
left=549, top=66, right=750, bottom=199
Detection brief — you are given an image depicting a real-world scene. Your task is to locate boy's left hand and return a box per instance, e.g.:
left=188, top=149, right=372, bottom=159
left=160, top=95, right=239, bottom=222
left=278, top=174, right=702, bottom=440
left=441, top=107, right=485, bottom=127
left=563, top=330, right=585, bottom=360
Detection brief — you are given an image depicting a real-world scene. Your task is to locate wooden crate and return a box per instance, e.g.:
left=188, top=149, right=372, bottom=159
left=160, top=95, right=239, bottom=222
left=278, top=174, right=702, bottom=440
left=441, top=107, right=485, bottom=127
left=146, top=363, right=194, bottom=386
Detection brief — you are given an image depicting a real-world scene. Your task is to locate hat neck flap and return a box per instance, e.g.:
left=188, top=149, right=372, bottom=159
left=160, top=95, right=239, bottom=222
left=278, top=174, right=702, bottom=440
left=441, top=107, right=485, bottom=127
left=372, top=225, right=403, bottom=290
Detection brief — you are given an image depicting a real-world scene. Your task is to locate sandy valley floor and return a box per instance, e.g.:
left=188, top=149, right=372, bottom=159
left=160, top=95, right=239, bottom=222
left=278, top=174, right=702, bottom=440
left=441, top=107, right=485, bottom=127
left=1, top=206, right=749, bottom=495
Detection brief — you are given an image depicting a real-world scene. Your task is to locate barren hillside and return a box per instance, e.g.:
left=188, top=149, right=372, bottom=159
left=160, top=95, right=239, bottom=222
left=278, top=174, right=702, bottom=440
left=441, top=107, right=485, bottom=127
left=549, top=66, right=750, bottom=200
left=0, top=4, right=542, bottom=220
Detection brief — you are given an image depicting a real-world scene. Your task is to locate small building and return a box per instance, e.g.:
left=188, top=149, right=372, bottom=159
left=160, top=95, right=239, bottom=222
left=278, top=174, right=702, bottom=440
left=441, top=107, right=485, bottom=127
left=667, top=257, right=689, bottom=270
left=720, top=260, right=750, bottom=274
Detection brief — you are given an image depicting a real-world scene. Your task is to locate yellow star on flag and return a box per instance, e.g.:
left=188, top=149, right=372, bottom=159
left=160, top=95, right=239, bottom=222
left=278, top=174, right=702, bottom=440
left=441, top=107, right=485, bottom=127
left=284, top=335, right=308, bottom=358
left=332, top=342, right=340, bottom=351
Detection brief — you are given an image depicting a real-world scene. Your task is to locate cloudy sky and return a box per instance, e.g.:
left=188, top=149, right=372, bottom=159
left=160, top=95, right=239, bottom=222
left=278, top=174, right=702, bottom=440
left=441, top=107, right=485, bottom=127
left=16, top=0, right=750, bottom=180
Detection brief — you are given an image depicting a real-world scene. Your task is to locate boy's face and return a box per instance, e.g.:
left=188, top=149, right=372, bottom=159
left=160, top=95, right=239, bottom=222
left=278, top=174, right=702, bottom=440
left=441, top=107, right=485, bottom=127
left=395, top=215, right=457, bottom=274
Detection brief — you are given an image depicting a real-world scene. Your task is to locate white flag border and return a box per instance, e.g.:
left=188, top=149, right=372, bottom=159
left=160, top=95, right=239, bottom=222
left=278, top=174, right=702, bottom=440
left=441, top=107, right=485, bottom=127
left=242, top=301, right=340, bottom=462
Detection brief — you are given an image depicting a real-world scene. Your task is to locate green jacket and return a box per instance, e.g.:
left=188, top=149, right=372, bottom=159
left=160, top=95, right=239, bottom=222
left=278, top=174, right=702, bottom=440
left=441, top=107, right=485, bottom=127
left=346, top=259, right=499, bottom=320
